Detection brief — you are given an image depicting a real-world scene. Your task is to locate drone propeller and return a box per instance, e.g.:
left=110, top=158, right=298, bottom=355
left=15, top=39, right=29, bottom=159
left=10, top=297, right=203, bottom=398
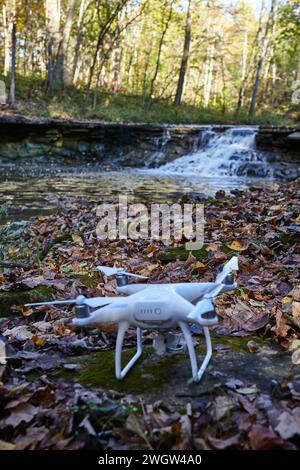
left=25, top=295, right=124, bottom=309
left=25, top=295, right=87, bottom=308
left=96, top=266, right=148, bottom=279
left=188, top=258, right=238, bottom=324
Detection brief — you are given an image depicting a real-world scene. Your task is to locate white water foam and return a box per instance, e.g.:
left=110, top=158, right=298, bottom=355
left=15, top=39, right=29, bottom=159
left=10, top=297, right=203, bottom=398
left=154, top=127, right=274, bottom=178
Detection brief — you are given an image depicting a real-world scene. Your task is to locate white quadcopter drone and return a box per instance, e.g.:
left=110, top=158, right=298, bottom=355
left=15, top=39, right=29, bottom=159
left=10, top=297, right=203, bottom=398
left=26, top=256, right=238, bottom=383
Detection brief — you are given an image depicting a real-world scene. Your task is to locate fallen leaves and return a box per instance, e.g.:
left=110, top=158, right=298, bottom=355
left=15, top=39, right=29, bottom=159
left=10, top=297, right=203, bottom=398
left=208, top=433, right=240, bottom=450
left=248, top=424, right=290, bottom=450
left=213, top=396, right=236, bottom=420
left=272, top=310, right=290, bottom=337
left=0, top=179, right=299, bottom=450
left=0, top=440, right=15, bottom=450
left=247, top=340, right=261, bottom=353
left=15, top=425, right=49, bottom=450
left=3, top=403, right=39, bottom=428
left=292, top=301, right=300, bottom=326
left=31, top=335, right=46, bottom=347
left=3, top=325, right=33, bottom=342
left=227, top=240, right=249, bottom=252
left=71, top=234, right=84, bottom=246
left=275, top=409, right=300, bottom=440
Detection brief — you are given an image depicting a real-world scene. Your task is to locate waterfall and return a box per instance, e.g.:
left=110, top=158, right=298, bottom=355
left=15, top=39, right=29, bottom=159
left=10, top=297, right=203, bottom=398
left=155, top=127, right=274, bottom=178
left=144, top=129, right=171, bottom=168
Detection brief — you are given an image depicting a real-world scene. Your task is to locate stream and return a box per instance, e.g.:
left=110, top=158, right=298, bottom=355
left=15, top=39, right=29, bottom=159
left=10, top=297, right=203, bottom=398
left=0, top=126, right=296, bottom=221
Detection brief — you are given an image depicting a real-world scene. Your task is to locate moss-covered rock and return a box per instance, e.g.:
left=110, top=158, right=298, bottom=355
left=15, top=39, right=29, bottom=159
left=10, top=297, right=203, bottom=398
left=158, top=245, right=208, bottom=261
left=55, top=333, right=292, bottom=405
left=75, top=347, right=188, bottom=395
left=0, top=285, right=53, bottom=316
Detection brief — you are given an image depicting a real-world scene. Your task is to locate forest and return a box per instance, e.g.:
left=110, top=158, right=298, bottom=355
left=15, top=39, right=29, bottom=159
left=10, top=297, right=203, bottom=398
left=0, top=0, right=300, bottom=458
left=0, top=0, right=299, bottom=123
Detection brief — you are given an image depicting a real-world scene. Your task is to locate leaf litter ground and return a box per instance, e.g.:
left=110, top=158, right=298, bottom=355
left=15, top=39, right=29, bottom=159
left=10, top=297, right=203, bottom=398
left=0, top=178, right=299, bottom=450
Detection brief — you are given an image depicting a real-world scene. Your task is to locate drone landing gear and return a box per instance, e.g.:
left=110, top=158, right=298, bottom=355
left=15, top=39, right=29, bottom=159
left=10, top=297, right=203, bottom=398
left=179, top=322, right=212, bottom=383
left=115, top=321, right=142, bottom=380
left=114, top=321, right=212, bottom=382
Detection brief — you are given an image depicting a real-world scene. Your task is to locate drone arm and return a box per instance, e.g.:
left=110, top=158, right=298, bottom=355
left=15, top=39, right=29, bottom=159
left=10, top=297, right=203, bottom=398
left=188, top=298, right=218, bottom=326
left=115, top=321, right=142, bottom=380
left=179, top=321, right=212, bottom=383
left=216, top=256, right=238, bottom=284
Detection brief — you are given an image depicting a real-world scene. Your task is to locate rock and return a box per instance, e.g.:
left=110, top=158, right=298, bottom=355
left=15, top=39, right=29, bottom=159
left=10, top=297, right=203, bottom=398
left=0, top=143, right=19, bottom=159
left=158, top=245, right=207, bottom=261
left=0, top=286, right=53, bottom=316
left=78, top=141, right=90, bottom=153
left=0, top=116, right=299, bottom=168
left=287, top=132, right=300, bottom=141
left=18, top=142, right=44, bottom=158
left=256, top=127, right=300, bottom=154
left=61, top=335, right=296, bottom=405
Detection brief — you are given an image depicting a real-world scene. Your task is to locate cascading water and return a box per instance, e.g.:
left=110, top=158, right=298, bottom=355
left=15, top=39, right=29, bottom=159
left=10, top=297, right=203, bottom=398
left=144, top=129, right=171, bottom=168
left=155, top=127, right=274, bottom=178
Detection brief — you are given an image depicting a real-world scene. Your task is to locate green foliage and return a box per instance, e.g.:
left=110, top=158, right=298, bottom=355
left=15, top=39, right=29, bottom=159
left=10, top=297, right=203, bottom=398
left=6, top=73, right=295, bottom=126
left=1, top=0, right=299, bottom=122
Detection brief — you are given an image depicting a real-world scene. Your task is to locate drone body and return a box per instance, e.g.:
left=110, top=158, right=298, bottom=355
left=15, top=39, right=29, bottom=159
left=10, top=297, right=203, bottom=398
left=26, top=257, right=238, bottom=383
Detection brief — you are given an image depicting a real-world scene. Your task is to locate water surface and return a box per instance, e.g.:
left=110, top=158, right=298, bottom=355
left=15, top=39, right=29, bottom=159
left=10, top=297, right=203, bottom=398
left=0, top=126, right=293, bottom=222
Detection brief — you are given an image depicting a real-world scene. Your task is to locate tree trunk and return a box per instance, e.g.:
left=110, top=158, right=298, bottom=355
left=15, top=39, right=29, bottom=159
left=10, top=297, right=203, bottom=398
left=10, top=22, right=16, bottom=106
left=235, top=29, right=248, bottom=117
left=203, top=43, right=214, bottom=107
left=249, top=0, right=277, bottom=116
left=148, top=1, right=173, bottom=105
left=221, top=56, right=227, bottom=114
left=174, top=0, right=193, bottom=106
left=72, top=0, right=87, bottom=83
left=3, top=3, right=10, bottom=76
left=45, top=0, right=61, bottom=91
left=53, top=0, right=77, bottom=87
left=85, top=0, right=128, bottom=100
left=111, top=10, right=123, bottom=93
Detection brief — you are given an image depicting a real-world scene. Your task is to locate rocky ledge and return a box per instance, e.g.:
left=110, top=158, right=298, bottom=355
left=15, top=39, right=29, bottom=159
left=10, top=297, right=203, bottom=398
left=0, top=113, right=299, bottom=167
left=255, top=127, right=300, bottom=150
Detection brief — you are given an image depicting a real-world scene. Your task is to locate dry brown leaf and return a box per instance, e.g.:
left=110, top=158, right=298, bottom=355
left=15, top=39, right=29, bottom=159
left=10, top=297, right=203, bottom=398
left=72, top=234, right=84, bottom=246
left=206, top=243, right=219, bottom=252
left=275, top=410, right=300, bottom=439
left=0, top=440, right=15, bottom=450
left=15, top=426, right=49, bottom=450
left=4, top=403, right=39, bottom=428
left=213, top=396, right=236, bottom=420
left=15, top=305, right=33, bottom=317
left=247, top=340, right=261, bottom=353
left=54, top=324, right=73, bottom=336
left=208, top=434, right=240, bottom=449
left=3, top=325, right=33, bottom=342
left=193, top=261, right=206, bottom=270
left=292, top=301, right=300, bottom=318
left=249, top=424, right=289, bottom=450
left=228, top=240, right=248, bottom=251
left=32, top=335, right=46, bottom=347
left=272, top=310, right=290, bottom=337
